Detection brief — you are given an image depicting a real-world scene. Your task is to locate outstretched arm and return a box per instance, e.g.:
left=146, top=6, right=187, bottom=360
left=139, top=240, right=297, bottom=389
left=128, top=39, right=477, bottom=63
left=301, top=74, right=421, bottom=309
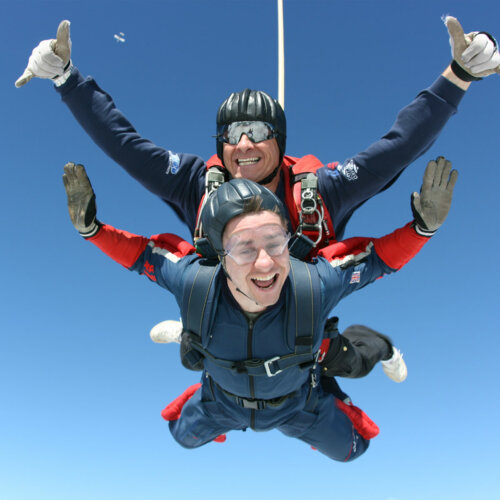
left=318, top=157, right=458, bottom=306
left=319, top=16, right=496, bottom=239
left=62, top=163, right=197, bottom=288
left=18, top=21, right=206, bottom=234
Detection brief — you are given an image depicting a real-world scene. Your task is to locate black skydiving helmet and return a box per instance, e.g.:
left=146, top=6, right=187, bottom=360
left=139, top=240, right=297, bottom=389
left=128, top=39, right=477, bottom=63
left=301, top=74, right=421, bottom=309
left=201, top=178, right=287, bottom=256
left=215, top=89, right=287, bottom=184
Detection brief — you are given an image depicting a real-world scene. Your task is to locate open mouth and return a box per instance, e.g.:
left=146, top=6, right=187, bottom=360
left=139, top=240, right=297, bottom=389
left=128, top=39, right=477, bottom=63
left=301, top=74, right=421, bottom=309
left=237, top=157, right=260, bottom=166
left=251, top=273, right=278, bottom=289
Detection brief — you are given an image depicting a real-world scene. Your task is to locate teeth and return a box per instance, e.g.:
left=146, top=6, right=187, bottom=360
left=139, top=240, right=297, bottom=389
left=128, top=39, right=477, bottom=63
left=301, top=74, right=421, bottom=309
left=252, top=274, right=276, bottom=281
left=237, top=157, right=260, bottom=166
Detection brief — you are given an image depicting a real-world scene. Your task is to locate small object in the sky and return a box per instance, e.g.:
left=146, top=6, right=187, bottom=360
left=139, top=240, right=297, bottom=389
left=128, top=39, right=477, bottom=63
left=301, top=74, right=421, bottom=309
left=114, top=32, right=126, bottom=43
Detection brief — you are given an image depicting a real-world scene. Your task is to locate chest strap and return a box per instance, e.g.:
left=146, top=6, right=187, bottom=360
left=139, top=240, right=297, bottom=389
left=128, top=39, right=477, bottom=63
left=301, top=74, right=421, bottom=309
left=185, top=332, right=318, bottom=377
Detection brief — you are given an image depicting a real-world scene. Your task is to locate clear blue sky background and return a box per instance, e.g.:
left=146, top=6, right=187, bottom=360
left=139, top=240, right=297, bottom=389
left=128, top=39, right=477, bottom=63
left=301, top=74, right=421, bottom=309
left=1, top=1, right=499, bottom=499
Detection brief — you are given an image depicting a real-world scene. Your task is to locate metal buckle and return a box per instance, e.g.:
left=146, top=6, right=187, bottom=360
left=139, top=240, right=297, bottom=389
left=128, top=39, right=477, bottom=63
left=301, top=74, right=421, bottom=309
left=235, top=396, right=266, bottom=410
left=264, top=356, right=283, bottom=377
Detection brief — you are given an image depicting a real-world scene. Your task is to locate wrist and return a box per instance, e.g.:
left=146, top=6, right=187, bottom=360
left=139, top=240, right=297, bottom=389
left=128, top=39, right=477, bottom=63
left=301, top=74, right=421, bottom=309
left=412, top=221, right=435, bottom=238
left=53, top=62, right=73, bottom=86
left=79, top=220, right=102, bottom=239
left=450, top=60, right=482, bottom=82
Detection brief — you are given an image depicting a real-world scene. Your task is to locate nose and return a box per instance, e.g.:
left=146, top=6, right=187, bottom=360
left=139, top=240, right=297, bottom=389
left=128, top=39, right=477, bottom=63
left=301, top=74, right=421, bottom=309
left=253, top=247, right=274, bottom=269
left=236, top=133, right=254, bottom=151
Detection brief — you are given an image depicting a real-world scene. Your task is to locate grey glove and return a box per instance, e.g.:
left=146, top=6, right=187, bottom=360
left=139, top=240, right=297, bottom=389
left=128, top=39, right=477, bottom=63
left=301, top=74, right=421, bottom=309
left=445, top=16, right=500, bottom=81
left=411, top=157, right=458, bottom=237
left=62, top=162, right=100, bottom=238
left=15, top=20, right=72, bottom=88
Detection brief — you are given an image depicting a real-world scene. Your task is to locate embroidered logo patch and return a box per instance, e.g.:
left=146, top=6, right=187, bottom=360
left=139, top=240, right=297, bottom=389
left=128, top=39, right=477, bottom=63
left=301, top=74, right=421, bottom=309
left=350, top=271, right=361, bottom=284
left=144, top=261, right=156, bottom=282
left=338, top=159, right=359, bottom=181
left=167, top=151, right=181, bottom=174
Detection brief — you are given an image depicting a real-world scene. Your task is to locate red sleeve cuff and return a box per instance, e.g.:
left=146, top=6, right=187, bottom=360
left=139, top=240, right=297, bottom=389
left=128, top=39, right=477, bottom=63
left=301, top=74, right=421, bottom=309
left=88, top=224, right=149, bottom=268
left=373, top=222, right=429, bottom=270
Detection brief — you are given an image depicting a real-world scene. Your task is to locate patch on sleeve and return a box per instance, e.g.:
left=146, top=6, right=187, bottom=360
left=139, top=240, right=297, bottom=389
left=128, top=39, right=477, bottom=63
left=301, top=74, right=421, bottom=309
left=350, top=271, right=361, bottom=284
left=338, top=159, right=359, bottom=181
left=167, top=151, right=181, bottom=174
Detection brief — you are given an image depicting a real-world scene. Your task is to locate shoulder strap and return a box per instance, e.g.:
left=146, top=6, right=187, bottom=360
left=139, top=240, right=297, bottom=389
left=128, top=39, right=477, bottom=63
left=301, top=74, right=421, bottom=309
left=193, top=163, right=227, bottom=258
left=282, top=156, right=338, bottom=259
left=287, top=258, right=322, bottom=355
left=181, top=261, right=220, bottom=347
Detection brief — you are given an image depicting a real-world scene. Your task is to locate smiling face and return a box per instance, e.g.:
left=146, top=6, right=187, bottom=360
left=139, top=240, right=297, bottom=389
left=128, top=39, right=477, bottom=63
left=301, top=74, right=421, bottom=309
left=222, top=211, right=290, bottom=313
left=222, top=135, right=281, bottom=192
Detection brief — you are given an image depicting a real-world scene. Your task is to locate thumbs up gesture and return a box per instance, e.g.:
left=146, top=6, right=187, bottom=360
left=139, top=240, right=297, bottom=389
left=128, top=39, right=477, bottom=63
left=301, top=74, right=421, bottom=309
left=15, top=20, right=72, bottom=87
left=445, top=16, right=500, bottom=80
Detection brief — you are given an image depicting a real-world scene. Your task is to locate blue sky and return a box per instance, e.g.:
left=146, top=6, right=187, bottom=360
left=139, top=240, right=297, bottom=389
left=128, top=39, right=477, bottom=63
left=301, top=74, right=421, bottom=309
left=1, top=1, right=499, bottom=499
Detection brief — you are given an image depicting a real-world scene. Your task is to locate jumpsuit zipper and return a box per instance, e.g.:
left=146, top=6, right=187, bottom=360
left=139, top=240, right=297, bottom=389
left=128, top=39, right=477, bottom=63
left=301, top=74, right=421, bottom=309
left=247, top=318, right=256, bottom=430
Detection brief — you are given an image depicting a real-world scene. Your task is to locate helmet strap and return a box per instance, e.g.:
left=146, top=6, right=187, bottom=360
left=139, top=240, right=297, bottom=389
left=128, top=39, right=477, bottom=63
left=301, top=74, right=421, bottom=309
left=256, top=164, right=281, bottom=186
left=221, top=257, right=262, bottom=308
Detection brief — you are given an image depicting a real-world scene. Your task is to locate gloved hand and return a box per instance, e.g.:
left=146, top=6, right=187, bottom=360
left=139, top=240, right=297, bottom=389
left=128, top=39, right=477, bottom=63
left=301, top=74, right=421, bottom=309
left=15, top=20, right=72, bottom=88
left=411, top=157, right=458, bottom=236
left=445, top=16, right=500, bottom=81
left=62, top=162, right=100, bottom=238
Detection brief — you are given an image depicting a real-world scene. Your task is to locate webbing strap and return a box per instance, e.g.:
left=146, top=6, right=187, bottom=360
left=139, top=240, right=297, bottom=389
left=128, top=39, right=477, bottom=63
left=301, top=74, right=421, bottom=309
left=186, top=334, right=317, bottom=376
left=213, top=378, right=298, bottom=410
left=183, top=263, right=219, bottom=341
left=288, top=259, right=316, bottom=355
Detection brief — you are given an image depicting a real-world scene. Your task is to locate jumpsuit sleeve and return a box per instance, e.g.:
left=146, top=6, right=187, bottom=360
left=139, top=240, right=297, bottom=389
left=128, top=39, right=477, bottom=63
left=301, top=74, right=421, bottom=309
left=86, top=223, right=197, bottom=295
left=317, top=76, right=465, bottom=239
left=317, top=222, right=429, bottom=310
left=54, top=67, right=205, bottom=233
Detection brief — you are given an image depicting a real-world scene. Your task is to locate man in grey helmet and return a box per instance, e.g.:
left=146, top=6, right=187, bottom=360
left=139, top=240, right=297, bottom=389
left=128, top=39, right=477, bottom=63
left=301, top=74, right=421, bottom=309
left=61, top=156, right=457, bottom=460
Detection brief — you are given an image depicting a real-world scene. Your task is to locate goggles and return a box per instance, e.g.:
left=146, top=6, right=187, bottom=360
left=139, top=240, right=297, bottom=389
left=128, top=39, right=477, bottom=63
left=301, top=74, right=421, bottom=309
left=216, top=121, right=278, bottom=145
left=224, top=224, right=290, bottom=265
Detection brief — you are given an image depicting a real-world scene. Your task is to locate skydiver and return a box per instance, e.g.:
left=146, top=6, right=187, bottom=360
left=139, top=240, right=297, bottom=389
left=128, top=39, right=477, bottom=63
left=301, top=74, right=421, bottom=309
left=62, top=156, right=457, bottom=459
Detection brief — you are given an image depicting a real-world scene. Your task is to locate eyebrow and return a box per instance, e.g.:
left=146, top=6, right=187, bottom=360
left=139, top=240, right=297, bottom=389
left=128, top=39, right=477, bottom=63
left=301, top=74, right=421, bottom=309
left=234, top=238, right=253, bottom=247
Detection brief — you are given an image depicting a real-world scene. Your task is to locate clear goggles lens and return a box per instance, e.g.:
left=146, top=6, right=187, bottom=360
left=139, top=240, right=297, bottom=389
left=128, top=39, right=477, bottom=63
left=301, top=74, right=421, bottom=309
left=224, top=224, right=290, bottom=265
left=217, top=121, right=277, bottom=145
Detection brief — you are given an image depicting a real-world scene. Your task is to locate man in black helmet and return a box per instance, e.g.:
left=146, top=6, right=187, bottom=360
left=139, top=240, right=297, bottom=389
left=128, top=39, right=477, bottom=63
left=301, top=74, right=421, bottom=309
left=15, top=18, right=498, bottom=241
left=61, top=157, right=457, bottom=460
left=214, top=89, right=287, bottom=192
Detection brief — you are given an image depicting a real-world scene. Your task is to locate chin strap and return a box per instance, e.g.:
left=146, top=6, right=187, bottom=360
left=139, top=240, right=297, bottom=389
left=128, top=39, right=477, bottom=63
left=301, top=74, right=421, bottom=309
left=256, top=165, right=281, bottom=186
left=221, top=258, right=262, bottom=308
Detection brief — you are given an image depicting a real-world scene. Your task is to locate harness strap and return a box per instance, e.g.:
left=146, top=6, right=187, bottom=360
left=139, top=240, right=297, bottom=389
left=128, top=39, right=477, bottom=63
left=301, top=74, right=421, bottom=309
left=193, top=166, right=227, bottom=259
left=211, top=376, right=298, bottom=410
left=185, top=332, right=318, bottom=376
left=182, top=263, right=219, bottom=340
left=282, top=156, right=337, bottom=259
left=288, top=259, right=315, bottom=355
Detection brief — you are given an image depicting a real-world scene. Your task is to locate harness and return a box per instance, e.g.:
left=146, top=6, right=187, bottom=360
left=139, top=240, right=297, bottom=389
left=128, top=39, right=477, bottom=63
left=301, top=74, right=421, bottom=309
left=193, top=155, right=338, bottom=260
left=179, top=258, right=334, bottom=408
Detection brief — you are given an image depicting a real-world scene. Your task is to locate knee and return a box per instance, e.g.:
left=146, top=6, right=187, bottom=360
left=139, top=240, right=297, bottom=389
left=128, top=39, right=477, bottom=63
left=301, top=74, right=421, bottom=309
left=343, top=432, right=370, bottom=462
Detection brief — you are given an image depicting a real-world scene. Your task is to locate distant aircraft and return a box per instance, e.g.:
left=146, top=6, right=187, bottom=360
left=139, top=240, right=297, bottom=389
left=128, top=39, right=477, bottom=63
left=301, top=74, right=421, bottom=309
left=114, top=32, right=126, bottom=43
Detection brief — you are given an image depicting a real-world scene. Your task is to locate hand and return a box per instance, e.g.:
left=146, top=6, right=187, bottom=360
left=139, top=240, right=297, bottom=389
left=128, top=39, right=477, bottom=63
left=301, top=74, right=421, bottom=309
left=15, top=20, right=72, bottom=88
left=62, top=162, right=100, bottom=238
left=411, top=157, right=458, bottom=236
left=445, top=16, right=500, bottom=80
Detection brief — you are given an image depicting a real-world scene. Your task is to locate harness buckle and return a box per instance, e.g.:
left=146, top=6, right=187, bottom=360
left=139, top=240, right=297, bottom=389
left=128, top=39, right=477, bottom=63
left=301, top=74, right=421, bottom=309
left=236, top=397, right=266, bottom=410
left=310, top=350, right=320, bottom=388
left=206, top=167, right=226, bottom=195
left=301, top=187, right=317, bottom=214
left=264, top=356, right=283, bottom=377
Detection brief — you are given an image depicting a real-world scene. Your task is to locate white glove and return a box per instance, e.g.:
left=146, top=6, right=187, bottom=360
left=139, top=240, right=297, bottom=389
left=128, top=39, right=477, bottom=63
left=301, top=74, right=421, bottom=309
left=15, top=20, right=72, bottom=88
left=445, top=16, right=500, bottom=80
